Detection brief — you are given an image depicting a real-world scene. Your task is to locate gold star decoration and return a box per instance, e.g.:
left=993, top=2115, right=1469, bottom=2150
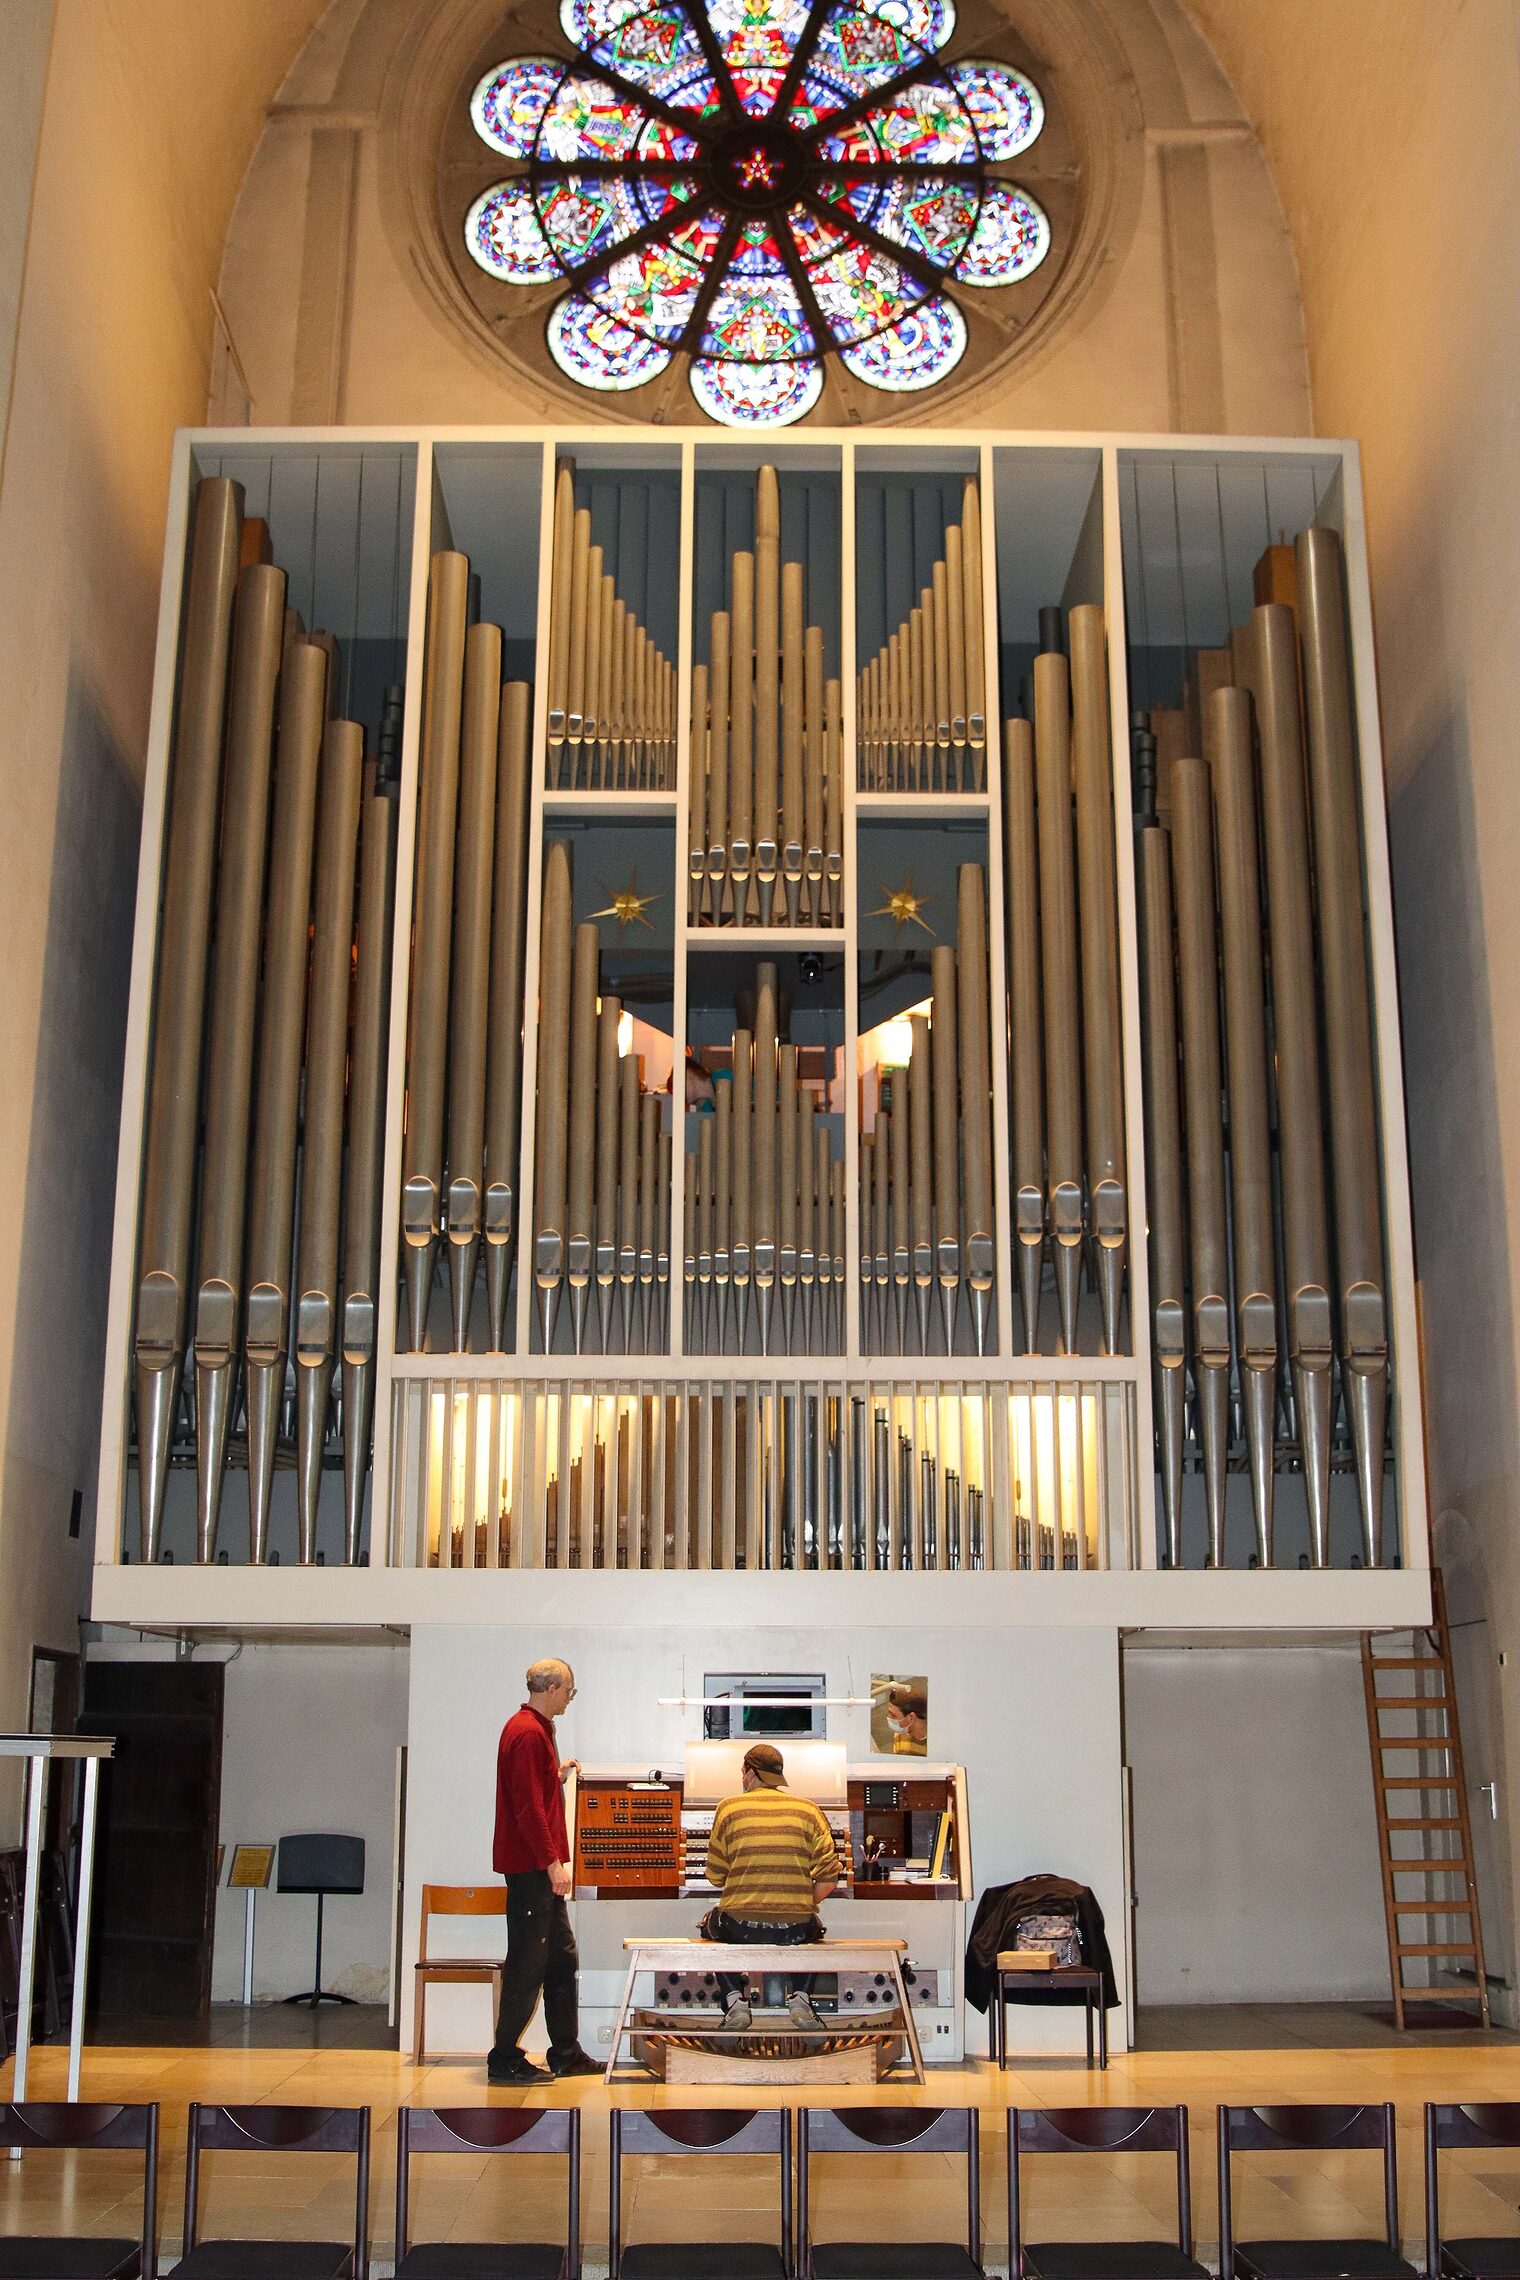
left=592, top=872, right=663, bottom=930
left=870, top=875, right=935, bottom=934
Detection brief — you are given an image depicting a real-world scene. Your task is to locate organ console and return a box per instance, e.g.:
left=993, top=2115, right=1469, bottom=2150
left=570, top=1747, right=971, bottom=1902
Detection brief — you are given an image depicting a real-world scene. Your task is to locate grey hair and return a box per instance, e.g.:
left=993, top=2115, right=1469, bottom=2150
left=526, top=1657, right=572, bottom=1694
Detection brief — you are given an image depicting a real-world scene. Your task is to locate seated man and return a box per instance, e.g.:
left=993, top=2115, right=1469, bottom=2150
left=700, top=1741, right=840, bottom=2033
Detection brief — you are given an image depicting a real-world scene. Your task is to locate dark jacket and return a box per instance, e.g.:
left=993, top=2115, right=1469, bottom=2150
left=964, top=1873, right=1119, bottom=2011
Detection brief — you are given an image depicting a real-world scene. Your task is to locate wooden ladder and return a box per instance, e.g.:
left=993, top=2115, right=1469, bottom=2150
left=1362, top=1569, right=1491, bottom=2028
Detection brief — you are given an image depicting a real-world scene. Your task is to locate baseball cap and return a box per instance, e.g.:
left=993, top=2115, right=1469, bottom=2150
left=743, top=1743, right=786, bottom=1787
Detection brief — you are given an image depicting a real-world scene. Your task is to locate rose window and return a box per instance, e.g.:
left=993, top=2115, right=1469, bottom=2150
left=462, top=0, right=1050, bottom=427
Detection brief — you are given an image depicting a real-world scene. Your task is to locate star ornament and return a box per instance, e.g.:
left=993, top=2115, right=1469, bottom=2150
left=460, top=0, right=1053, bottom=428
left=871, top=874, right=934, bottom=933
left=593, top=873, right=664, bottom=928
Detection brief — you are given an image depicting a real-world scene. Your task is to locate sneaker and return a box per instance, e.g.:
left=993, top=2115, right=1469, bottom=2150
left=722, top=1995, right=753, bottom=2033
left=787, top=1991, right=824, bottom=2033
left=548, top=2048, right=601, bottom=2077
left=486, top=2051, right=547, bottom=2084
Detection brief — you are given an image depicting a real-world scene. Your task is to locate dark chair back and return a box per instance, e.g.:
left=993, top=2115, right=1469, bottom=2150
left=609, top=2108, right=792, bottom=2279
left=1218, top=2105, right=1398, bottom=2276
left=397, top=2107, right=580, bottom=2279
left=0, top=2103, right=159, bottom=2279
left=798, top=2106, right=980, bottom=2270
left=184, top=2104, right=370, bottom=2280
left=1010, top=2106, right=1192, bottom=2265
left=1425, top=2102, right=1520, bottom=2280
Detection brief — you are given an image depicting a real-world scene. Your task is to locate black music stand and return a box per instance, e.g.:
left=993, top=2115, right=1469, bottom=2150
left=278, top=1832, right=365, bottom=2005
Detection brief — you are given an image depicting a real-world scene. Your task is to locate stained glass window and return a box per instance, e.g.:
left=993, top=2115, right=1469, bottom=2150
left=462, top=7, right=1049, bottom=425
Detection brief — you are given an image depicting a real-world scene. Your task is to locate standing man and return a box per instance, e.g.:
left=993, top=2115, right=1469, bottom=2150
left=487, top=1657, right=599, bottom=2082
left=701, top=1742, right=840, bottom=2032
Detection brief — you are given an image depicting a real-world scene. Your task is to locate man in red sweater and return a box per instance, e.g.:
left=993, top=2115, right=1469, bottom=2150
left=487, top=1657, right=598, bottom=2081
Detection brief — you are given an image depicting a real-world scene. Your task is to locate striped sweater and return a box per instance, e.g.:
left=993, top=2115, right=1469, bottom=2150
left=704, top=1787, right=840, bottom=1922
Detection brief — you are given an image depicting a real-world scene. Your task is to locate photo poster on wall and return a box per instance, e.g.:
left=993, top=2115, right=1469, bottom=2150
left=871, top=1674, right=929, bottom=1757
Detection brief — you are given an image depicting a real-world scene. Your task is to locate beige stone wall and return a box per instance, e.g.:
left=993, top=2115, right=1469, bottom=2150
left=1186, top=0, right=1520, bottom=2010
left=0, top=0, right=323, bottom=1828
left=217, top=0, right=1309, bottom=434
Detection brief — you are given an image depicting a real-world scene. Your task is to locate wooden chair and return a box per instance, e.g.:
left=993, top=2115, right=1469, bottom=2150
left=396, top=2107, right=580, bottom=2280
left=177, top=2104, right=370, bottom=2280
left=609, top=2109, right=792, bottom=2280
left=0, top=2102, right=159, bottom=2280
left=1218, top=2105, right=1418, bottom=2280
left=1009, top=2106, right=1207, bottom=2280
left=1425, top=2103, right=1520, bottom=2280
left=414, top=1885, right=507, bottom=2060
left=798, top=2107, right=982, bottom=2279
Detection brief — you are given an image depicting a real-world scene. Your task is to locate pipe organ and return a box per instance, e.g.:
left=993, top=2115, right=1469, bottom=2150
left=98, top=430, right=1424, bottom=1596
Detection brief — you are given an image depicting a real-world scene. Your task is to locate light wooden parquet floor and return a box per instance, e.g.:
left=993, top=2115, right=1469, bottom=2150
left=4, top=2007, right=1517, bottom=2267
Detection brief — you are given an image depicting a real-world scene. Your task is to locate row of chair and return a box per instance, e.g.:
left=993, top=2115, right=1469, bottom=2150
left=2, top=2098, right=1519, bottom=2280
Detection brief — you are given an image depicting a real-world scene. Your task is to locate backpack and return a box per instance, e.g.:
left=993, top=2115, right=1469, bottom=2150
left=1013, top=1911, right=1082, bottom=1967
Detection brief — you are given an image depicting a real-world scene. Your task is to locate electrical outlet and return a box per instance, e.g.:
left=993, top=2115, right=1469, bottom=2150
left=935, top=2021, right=950, bottom=2035
left=597, top=2024, right=613, bottom=2043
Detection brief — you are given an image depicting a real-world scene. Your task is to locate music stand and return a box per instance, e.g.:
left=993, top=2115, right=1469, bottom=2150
left=278, top=1833, right=365, bottom=2006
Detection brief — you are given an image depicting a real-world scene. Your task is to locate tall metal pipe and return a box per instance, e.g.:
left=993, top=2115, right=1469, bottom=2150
left=294, top=720, right=363, bottom=1563
left=1212, top=687, right=1278, bottom=1564
left=594, top=995, right=621, bottom=1352
left=1137, top=824, right=1187, bottom=1563
left=566, top=918, right=601, bottom=1354
left=781, top=559, right=805, bottom=925
left=244, top=637, right=328, bottom=1563
left=958, top=862, right=995, bottom=1356
left=534, top=840, right=574, bottom=1351
left=931, top=942, right=961, bottom=1352
left=732, top=1026, right=753, bottom=1349
left=1070, top=603, right=1126, bottom=1355
left=754, top=467, right=781, bottom=923
left=729, top=552, right=755, bottom=920
left=485, top=681, right=532, bottom=1351
left=1171, top=755, right=1231, bottom=1565
left=1004, top=718, right=1045, bottom=1352
left=341, top=771, right=398, bottom=1565
left=446, top=622, right=501, bottom=1351
left=401, top=551, right=469, bottom=1350
left=963, top=475, right=986, bottom=765
left=547, top=460, right=574, bottom=756
left=134, top=474, right=243, bottom=1563
left=1034, top=648, right=1084, bottom=1351
left=909, top=1015, right=933, bottom=1353
left=707, top=612, right=731, bottom=920
left=192, top=557, right=285, bottom=1562
left=804, top=625, right=825, bottom=926
left=1255, top=602, right=1335, bottom=1563
left=753, top=965, right=778, bottom=1350
left=825, top=678, right=843, bottom=924
left=1296, top=525, right=1389, bottom=1566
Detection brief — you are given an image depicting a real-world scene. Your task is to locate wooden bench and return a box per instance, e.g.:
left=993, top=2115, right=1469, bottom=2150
left=607, top=1936, right=925, bottom=2082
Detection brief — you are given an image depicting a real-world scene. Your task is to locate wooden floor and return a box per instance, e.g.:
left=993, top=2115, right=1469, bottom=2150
left=4, top=2005, right=1516, bottom=2270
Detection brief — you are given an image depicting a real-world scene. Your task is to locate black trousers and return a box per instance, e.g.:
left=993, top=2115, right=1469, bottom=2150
left=703, top=1908, right=823, bottom=2006
left=490, top=1870, right=581, bottom=2064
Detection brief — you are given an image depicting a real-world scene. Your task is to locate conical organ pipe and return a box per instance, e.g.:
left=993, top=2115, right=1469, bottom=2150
left=244, top=638, right=328, bottom=1563
left=957, top=862, right=996, bottom=1356
left=1254, top=602, right=1335, bottom=1565
left=1170, top=755, right=1231, bottom=1566
left=1211, top=687, right=1278, bottom=1566
left=134, top=474, right=243, bottom=1564
left=192, top=558, right=285, bottom=1562
left=293, top=720, right=363, bottom=1565
left=446, top=622, right=501, bottom=1351
left=1070, top=604, right=1126, bottom=1355
left=1296, top=524, right=1390, bottom=1566
left=1034, top=649, right=1084, bottom=1352
left=1003, top=719, right=1045, bottom=1353
left=484, top=682, right=531, bottom=1352
left=1137, top=824, right=1187, bottom=1565
left=534, top=841, right=574, bottom=1350
left=342, top=774, right=398, bottom=1566
left=401, top=552, right=468, bottom=1350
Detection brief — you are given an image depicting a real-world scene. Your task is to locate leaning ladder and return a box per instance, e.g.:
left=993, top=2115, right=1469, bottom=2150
left=1361, top=1568, right=1491, bottom=2029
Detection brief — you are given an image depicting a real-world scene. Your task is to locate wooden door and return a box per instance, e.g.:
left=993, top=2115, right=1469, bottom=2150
left=80, top=1661, right=225, bottom=2022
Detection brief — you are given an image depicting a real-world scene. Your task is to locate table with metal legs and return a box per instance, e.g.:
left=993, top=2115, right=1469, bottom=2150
left=0, top=1734, right=114, bottom=2104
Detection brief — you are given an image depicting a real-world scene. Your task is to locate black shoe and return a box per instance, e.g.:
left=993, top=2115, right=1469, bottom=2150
left=486, top=2052, right=547, bottom=2083
left=548, top=2048, right=601, bottom=2077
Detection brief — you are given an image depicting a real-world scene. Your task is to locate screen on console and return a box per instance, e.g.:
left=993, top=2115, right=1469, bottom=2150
left=682, top=1738, right=848, bottom=1808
